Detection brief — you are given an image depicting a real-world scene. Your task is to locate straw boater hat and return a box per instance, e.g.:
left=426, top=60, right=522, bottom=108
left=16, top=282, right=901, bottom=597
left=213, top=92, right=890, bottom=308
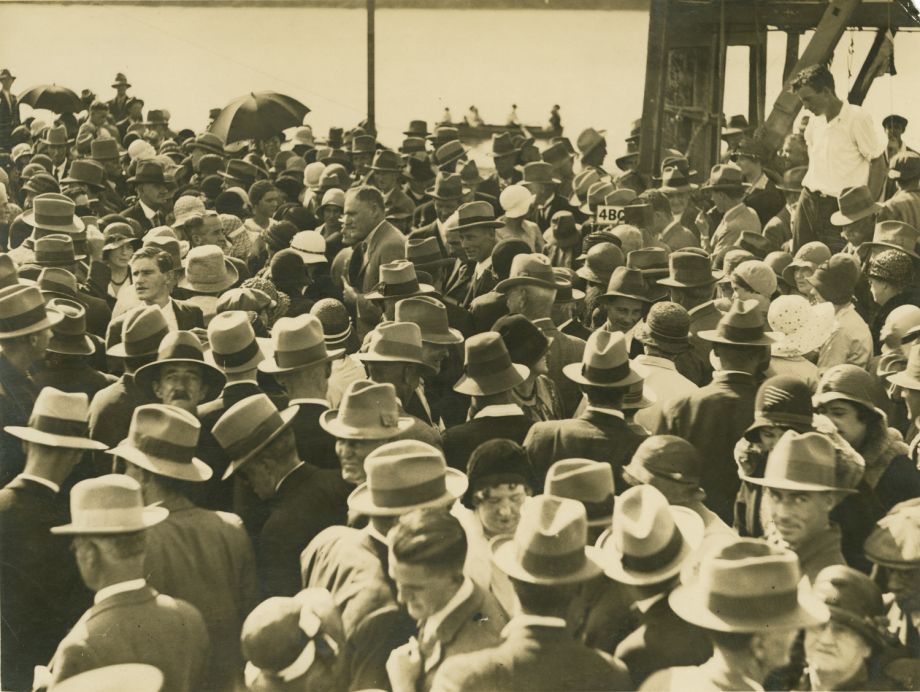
left=51, top=474, right=168, bottom=534
left=347, top=440, right=467, bottom=517
left=134, top=330, right=225, bottom=401
left=698, top=298, right=780, bottom=347
left=453, top=331, right=529, bottom=396
left=598, top=484, right=704, bottom=586
left=206, top=311, right=265, bottom=374
left=544, top=459, right=615, bottom=529
left=5, top=387, right=107, bottom=451
left=742, top=429, right=857, bottom=494
left=365, top=260, right=436, bottom=302
left=319, top=380, right=413, bottom=441
left=179, top=245, right=239, bottom=294
left=22, top=193, right=85, bottom=234
left=110, top=404, right=213, bottom=483
left=44, top=298, right=95, bottom=357
left=259, top=314, right=344, bottom=375
left=357, top=322, right=434, bottom=374
left=668, top=538, right=829, bottom=632
left=563, top=330, right=643, bottom=389
left=213, top=394, right=300, bottom=479
left=768, top=294, right=835, bottom=358
left=106, top=305, right=168, bottom=359
left=491, top=495, right=604, bottom=584
left=622, top=435, right=706, bottom=505
left=394, top=296, right=463, bottom=345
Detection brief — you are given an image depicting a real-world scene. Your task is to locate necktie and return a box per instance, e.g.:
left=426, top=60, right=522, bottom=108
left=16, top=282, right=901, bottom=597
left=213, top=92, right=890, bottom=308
left=347, top=242, right=365, bottom=287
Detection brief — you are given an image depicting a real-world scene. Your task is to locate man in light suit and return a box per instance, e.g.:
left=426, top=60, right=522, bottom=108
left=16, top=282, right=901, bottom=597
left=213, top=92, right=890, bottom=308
left=342, top=185, right=407, bottom=339
left=116, top=404, right=258, bottom=692
left=696, top=164, right=762, bottom=267
left=44, top=475, right=209, bottom=692
left=524, top=330, right=647, bottom=489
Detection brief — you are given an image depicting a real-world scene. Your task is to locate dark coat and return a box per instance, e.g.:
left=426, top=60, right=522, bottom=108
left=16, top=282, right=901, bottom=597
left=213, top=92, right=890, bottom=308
left=48, top=586, right=210, bottom=692
left=33, top=359, right=117, bottom=400
left=763, top=205, right=793, bottom=251
left=259, top=463, right=349, bottom=598
left=302, top=525, right=417, bottom=691
left=349, top=220, right=407, bottom=337
left=289, top=399, right=339, bottom=470
left=431, top=620, right=631, bottom=692
left=88, top=373, right=151, bottom=452
left=461, top=265, right=498, bottom=310
left=0, top=354, right=39, bottom=486
left=105, top=299, right=204, bottom=352
left=0, top=90, right=19, bottom=150
left=0, top=478, right=92, bottom=691
left=478, top=169, right=523, bottom=201
left=533, top=317, right=586, bottom=418
left=442, top=412, right=534, bottom=471
left=469, top=291, right=508, bottom=333
left=533, top=194, right=577, bottom=233
left=654, top=370, right=759, bottom=523
left=119, top=201, right=160, bottom=235
left=744, top=176, right=786, bottom=228
left=443, top=260, right=474, bottom=307
left=524, top=408, right=647, bottom=488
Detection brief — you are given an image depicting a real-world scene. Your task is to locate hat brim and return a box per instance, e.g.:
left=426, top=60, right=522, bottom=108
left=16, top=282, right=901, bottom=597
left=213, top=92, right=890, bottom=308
left=453, top=363, right=530, bottom=396
left=0, top=308, right=64, bottom=340
left=20, top=210, right=85, bottom=234
left=598, top=290, right=652, bottom=304
left=491, top=536, right=604, bottom=585
left=178, top=258, right=239, bottom=294
left=660, top=183, right=699, bottom=193
left=888, top=370, right=920, bottom=390
left=574, top=267, right=608, bottom=285
left=319, top=409, right=414, bottom=440
left=355, top=351, right=436, bottom=376
left=291, top=249, right=328, bottom=265
left=657, top=274, right=721, bottom=288
left=495, top=276, right=559, bottom=293
left=347, top=467, right=468, bottom=517
left=103, top=236, right=142, bottom=253
left=555, top=288, right=586, bottom=303
left=133, top=358, right=226, bottom=402
left=4, top=425, right=108, bottom=451
left=111, top=444, right=213, bottom=483
left=858, top=241, right=920, bottom=260
left=454, top=220, right=503, bottom=233
left=615, top=154, right=639, bottom=169
left=222, top=405, right=299, bottom=480
left=597, top=506, right=705, bottom=586
left=696, top=329, right=780, bottom=346
left=258, top=347, right=345, bottom=375
left=701, top=183, right=749, bottom=193
left=812, top=390, right=885, bottom=419
left=668, top=579, right=829, bottom=632
left=47, top=333, right=96, bottom=357
left=420, top=328, right=464, bottom=345
left=830, top=204, right=883, bottom=226
left=365, top=283, right=437, bottom=302
left=204, top=341, right=265, bottom=374
left=51, top=505, right=169, bottom=535
left=563, top=361, right=643, bottom=388
left=740, top=473, right=856, bottom=494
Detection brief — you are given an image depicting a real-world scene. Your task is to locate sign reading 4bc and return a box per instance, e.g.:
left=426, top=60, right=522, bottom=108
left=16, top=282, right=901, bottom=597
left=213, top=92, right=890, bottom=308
left=595, top=205, right=627, bottom=226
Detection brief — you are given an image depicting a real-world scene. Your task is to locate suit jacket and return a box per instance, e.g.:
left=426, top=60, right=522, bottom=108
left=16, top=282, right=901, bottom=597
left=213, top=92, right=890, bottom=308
left=119, top=201, right=161, bottom=234
left=144, top=496, right=259, bottom=691
left=442, top=411, right=534, bottom=471
left=686, top=301, right=720, bottom=385
left=0, top=354, right=39, bottom=486
left=744, top=176, right=785, bottom=228
left=443, top=259, right=474, bottom=307
left=0, top=90, right=20, bottom=149
left=469, top=290, right=508, bottom=333
left=351, top=220, right=406, bottom=338
left=106, top=94, right=130, bottom=122
left=302, top=525, right=418, bottom=691
left=614, top=595, right=713, bottom=688
left=48, top=585, right=210, bottom=692
left=654, top=370, right=759, bottom=523
left=533, top=194, right=576, bottom=233
left=430, top=618, right=631, bottom=692
left=288, top=399, right=339, bottom=470
left=524, top=408, right=647, bottom=488
left=260, top=463, right=349, bottom=598
left=533, top=317, right=586, bottom=418
left=105, top=299, right=204, bottom=351
left=0, top=478, right=91, bottom=691
left=478, top=170, right=523, bottom=201
left=33, top=360, right=116, bottom=400
left=89, top=373, right=150, bottom=457
left=418, top=581, right=508, bottom=692
left=462, top=264, right=498, bottom=309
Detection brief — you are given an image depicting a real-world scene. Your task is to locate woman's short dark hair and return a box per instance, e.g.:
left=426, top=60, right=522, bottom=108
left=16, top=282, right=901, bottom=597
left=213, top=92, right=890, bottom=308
left=248, top=180, right=278, bottom=207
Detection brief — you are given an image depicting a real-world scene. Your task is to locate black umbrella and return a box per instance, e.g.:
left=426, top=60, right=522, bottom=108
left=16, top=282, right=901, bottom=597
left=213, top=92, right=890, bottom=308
left=209, top=92, right=310, bottom=144
left=18, top=84, right=84, bottom=114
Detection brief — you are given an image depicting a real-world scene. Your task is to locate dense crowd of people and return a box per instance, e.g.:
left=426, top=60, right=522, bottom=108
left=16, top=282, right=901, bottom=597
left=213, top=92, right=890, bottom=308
left=3, top=61, right=920, bottom=691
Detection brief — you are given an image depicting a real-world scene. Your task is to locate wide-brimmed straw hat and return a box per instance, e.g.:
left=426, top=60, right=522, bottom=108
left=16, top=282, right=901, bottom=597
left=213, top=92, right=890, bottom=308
left=768, top=295, right=835, bottom=358
left=179, top=245, right=239, bottom=294
left=742, top=429, right=856, bottom=493
left=668, top=538, right=829, bottom=632
left=5, top=387, right=106, bottom=451
left=259, top=314, right=344, bottom=374
left=110, top=404, right=212, bottom=483
left=598, top=485, right=704, bottom=586
left=545, top=459, right=615, bottom=528
left=319, top=380, right=413, bottom=441
left=454, top=331, right=529, bottom=396
left=134, top=330, right=225, bottom=401
left=564, top=329, right=643, bottom=388
left=491, top=495, right=604, bottom=584
left=51, top=474, right=168, bottom=535
left=213, top=394, right=299, bottom=479
left=698, top=298, right=780, bottom=346
left=347, top=440, right=467, bottom=517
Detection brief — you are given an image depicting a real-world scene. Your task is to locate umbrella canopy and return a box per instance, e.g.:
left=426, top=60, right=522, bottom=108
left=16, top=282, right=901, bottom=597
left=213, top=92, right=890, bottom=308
left=18, top=84, right=84, bottom=114
left=208, top=92, right=310, bottom=144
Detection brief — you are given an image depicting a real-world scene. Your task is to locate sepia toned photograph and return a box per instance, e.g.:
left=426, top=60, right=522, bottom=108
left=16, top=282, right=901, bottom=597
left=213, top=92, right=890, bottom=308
left=2, top=0, right=920, bottom=689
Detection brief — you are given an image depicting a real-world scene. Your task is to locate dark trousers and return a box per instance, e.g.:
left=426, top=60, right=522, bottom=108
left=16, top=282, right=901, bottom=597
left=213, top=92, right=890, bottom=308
left=793, top=187, right=844, bottom=253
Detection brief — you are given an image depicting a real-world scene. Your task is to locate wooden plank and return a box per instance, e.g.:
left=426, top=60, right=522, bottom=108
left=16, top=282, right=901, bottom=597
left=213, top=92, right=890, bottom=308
left=749, top=35, right=768, bottom=126
left=638, top=0, right=671, bottom=177
left=673, top=0, right=918, bottom=30
left=783, top=31, right=802, bottom=82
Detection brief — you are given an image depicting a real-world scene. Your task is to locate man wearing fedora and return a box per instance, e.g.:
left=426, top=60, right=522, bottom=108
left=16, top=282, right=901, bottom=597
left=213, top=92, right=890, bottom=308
left=0, top=284, right=64, bottom=486
left=498, top=252, right=586, bottom=417
left=11, top=191, right=86, bottom=268
left=413, top=172, right=468, bottom=248
left=43, top=475, right=210, bottom=691
left=880, top=151, right=920, bottom=229
left=133, top=330, right=225, bottom=414
left=302, top=440, right=466, bottom=690
left=106, top=73, right=133, bottom=122
left=521, top=162, right=574, bottom=233
left=0, top=68, right=19, bottom=151
left=38, top=125, right=72, bottom=182
left=643, top=538, right=829, bottom=691
left=368, top=150, right=416, bottom=222
left=214, top=393, right=347, bottom=598
left=121, top=161, right=175, bottom=233
left=763, top=166, right=807, bottom=251
left=478, top=133, right=523, bottom=202
left=341, top=186, right=406, bottom=339
left=732, top=138, right=785, bottom=227
left=466, top=238, right=528, bottom=334
left=432, top=495, right=631, bottom=691
left=385, top=508, right=507, bottom=692
left=697, top=163, right=762, bottom=265
left=653, top=298, right=774, bottom=523
left=524, top=330, right=647, bottom=489
left=259, top=314, right=342, bottom=470
left=0, top=388, right=106, bottom=690
left=114, top=403, right=258, bottom=691
left=452, top=201, right=502, bottom=309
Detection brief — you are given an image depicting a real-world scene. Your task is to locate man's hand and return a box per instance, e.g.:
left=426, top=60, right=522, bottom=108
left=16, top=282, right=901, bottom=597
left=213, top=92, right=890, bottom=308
left=387, top=638, right=422, bottom=692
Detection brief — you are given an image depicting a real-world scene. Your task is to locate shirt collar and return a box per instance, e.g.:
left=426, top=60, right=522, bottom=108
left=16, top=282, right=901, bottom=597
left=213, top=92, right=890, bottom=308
left=634, top=354, right=677, bottom=370
left=275, top=461, right=304, bottom=492
left=474, top=403, right=524, bottom=419
left=422, top=577, right=474, bottom=642
left=586, top=405, right=625, bottom=419
left=634, top=592, right=668, bottom=614
left=288, top=397, right=329, bottom=407
left=17, top=473, right=60, bottom=494
left=94, top=578, right=147, bottom=605
left=365, top=523, right=389, bottom=545
left=138, top=199, right=158, bottom=221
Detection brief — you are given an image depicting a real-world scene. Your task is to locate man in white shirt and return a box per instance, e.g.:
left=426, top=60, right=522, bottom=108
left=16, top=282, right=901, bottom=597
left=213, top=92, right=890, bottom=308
left=791, top=64, right=887, bottom=253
